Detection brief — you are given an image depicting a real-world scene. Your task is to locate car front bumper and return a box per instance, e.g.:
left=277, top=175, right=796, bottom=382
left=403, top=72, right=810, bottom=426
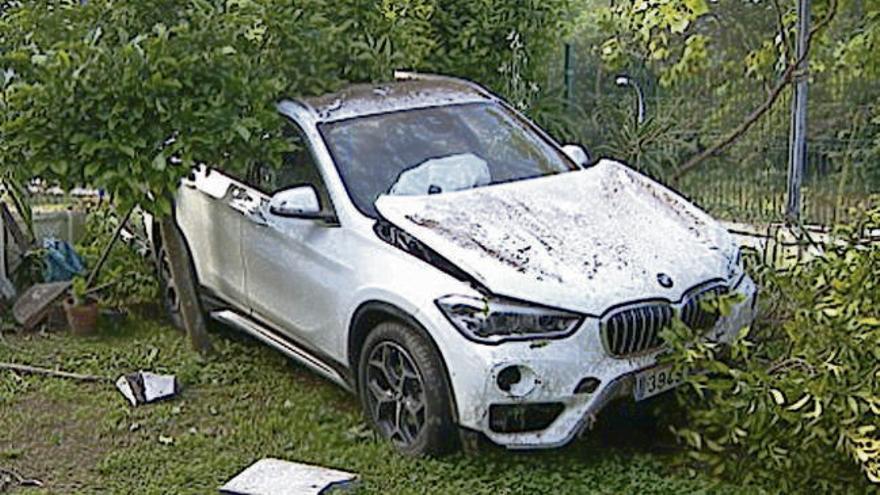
left=435, top=274, right=758, bottom=449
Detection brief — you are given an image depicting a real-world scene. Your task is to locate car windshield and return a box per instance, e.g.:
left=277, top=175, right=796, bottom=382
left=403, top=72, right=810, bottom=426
left=318, top=102, right=578, bottom=218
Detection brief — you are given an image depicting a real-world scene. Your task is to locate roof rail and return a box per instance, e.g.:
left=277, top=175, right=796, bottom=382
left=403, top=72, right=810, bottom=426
left=392, top=70, right=496, bottom=100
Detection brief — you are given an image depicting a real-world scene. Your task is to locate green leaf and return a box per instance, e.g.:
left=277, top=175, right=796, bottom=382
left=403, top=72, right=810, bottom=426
left=85, top=162, right=101, bottom=177
left=49, top=161, right=68, bottom=175
left=684, top=0, right=709, bottom=17
left=769, top=388, right=785, bottom=406
left=233, top=123, right=251, bottom=141
left=152, top=152, right=167, bottom=171
left=119, top=145, right=136, bottom=158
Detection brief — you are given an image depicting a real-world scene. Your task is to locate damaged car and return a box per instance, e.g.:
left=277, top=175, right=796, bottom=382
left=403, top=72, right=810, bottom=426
left=150, top=72, right=757, bottom=456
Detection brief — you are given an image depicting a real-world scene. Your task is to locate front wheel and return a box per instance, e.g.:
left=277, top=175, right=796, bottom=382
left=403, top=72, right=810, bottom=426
left=358, top=321, right=457, bottom=457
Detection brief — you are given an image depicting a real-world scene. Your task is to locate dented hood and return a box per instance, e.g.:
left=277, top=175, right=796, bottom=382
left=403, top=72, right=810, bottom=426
left=375, top=160, right=738, bottom=315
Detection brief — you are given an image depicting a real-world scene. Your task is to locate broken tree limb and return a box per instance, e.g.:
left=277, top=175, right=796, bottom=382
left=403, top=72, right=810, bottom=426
left=672, top=0, right=838, bottom=181
left=0, top=467, right=44, bottom=491
left=0, top=362, right=110, bottom=382
left=85, top=205, right=136, bottom=290
left=157, top=212, right=212, bottom=354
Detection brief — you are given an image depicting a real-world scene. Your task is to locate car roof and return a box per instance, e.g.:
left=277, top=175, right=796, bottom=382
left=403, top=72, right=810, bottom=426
left=298, top=78, right=494, bottom=123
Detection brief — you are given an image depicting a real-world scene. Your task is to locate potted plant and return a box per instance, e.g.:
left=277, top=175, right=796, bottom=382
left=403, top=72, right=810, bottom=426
left=63, top=276, right=99, bottom=336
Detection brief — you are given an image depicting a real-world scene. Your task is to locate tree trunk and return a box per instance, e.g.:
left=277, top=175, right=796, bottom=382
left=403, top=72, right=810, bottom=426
left=158, top=214, right=212, bottom=354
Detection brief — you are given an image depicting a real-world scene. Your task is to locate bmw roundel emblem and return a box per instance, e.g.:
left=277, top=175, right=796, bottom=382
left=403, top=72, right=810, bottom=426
left=657, top=273, right=674, bottom=288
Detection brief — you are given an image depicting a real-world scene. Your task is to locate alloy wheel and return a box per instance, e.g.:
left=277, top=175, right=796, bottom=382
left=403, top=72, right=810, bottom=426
left=364, top=341, right=427, bottom=448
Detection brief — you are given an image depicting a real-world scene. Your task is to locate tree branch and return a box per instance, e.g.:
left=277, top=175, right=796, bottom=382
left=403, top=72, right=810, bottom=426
left=672, top=0, right=838, bottom=181
left=85, top=205, right=135, bottom=290
left=771, top=0, right=793, bottom=63
left=0, top=362, right=109, bottom=382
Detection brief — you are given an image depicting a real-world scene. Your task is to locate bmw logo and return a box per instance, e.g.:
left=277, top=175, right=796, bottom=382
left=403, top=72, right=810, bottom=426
left=657, top=273, right=674, bottom=288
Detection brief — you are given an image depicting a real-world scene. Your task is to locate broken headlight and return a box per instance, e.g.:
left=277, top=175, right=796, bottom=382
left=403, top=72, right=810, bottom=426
left=436, top=295, right=583, bottom=344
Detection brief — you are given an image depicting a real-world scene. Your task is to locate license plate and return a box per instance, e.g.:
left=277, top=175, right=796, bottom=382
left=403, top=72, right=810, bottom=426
left=634, top=364, right=685, bottom=401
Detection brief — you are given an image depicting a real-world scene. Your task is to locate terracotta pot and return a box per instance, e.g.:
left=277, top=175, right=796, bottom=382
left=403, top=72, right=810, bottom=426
left=63, top=298, right=99, bottom=336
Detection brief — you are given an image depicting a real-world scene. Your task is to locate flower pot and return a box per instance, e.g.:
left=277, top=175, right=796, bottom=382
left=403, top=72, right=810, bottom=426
left=63, top=298, right=99, bottom=336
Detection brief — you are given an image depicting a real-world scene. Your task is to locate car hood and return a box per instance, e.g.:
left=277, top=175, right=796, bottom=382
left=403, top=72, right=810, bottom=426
left=375, top=160, right=738, bottom=315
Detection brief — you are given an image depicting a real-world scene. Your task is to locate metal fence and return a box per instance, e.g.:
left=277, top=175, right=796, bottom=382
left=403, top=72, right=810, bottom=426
left=563, top=46, right=880, bottom=226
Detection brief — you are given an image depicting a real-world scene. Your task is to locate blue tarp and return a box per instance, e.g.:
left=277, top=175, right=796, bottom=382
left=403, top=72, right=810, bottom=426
left=42, top=238, right=85, bottom=282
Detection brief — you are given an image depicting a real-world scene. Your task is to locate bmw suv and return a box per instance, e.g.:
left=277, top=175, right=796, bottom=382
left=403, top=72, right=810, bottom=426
left=151, top=72, right=758, bottom=456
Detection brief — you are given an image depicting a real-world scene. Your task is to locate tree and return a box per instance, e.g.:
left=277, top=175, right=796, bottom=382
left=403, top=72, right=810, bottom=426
left=573, top=0, right=880, bottom=182
left=0, top=0, right=333, bottom=351
left=0, top=0, right=576, bottom=351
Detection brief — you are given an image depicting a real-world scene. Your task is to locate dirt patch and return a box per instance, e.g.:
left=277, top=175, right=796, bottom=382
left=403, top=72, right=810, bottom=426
left=0, top=389, right=110, bottom=493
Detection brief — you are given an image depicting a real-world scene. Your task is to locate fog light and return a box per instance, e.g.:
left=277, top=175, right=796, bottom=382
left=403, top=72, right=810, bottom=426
left=574, top=377, right=601, bottom=395
left=497, top=366, right=522, bottom=392
left=495, top=365, right=538, bottom=397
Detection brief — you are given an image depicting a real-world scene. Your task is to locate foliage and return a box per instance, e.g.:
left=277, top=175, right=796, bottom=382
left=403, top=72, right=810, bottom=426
left=660, top=204, right=880, bottom=492
left=328, top=0, right=437, bottom=82
left=76, top=205, right=157, bottom=310
left=565, top=0, right=879, bottom=224
left=428, top=0, right=574, bottom=104
left=0, top=174, right=33, bottom=241
left=0, top=0, right=576, bottom=219
left=69, top=275, right=89, bottom=306
left=594, top=109, right=694, bottom=177
left=596, top=0, right=710, bottom=85
left=0, top=1, right=294, bottom=216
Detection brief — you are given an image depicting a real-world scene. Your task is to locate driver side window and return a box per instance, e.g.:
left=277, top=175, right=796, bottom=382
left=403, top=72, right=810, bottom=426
left=258, top=122, right=334, bottom=214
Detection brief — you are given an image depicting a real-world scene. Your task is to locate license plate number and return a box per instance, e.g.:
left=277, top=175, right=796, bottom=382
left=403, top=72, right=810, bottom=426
left=634, top=365, right=684, bottom=401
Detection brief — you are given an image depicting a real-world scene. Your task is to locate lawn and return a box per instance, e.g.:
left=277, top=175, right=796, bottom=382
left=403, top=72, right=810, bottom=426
left=0, top=317, right=753, bottom=494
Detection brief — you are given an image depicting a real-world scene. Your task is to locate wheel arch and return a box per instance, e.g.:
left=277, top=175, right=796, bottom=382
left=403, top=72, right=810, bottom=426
left=348, top=300, right=460, bottom=423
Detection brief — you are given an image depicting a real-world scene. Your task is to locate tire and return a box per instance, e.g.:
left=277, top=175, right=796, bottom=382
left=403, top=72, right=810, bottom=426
left=358, top=321, right=457, bottom=457
left=154, top=228, right=185, bottom=330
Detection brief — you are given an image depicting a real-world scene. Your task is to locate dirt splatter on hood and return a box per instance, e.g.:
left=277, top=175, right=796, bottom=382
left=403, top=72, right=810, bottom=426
left=376, top=160, right=738, bottom=315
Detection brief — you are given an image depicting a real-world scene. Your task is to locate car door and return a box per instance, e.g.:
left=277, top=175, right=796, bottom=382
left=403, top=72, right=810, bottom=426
left=175, top=165, right=250, bottom=305
left=240, top=121, right=351, bottom=355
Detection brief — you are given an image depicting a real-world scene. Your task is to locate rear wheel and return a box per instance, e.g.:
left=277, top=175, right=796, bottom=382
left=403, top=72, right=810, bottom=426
left=358, top=321, right=457, bottom=457
left=155, top=230, right=184, bottom=330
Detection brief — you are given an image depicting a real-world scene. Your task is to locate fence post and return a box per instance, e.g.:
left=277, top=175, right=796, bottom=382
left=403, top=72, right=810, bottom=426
left=785, top=0, right=810, bottom=224
left=564, top=43, right=574, bottom=105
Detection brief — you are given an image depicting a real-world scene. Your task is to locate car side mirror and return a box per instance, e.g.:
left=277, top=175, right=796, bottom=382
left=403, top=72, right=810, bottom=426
left=562, top=144, right=591, bottom=168
left=269, top=185, right=322, bottom=219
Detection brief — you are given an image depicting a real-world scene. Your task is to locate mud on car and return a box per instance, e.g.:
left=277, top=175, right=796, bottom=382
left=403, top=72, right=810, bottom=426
left=150, top=72, right=757, bottom=456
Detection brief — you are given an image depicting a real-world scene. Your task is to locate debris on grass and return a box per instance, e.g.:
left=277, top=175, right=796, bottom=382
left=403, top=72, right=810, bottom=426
left=12, top=281, right=72, bottom=330
left=220, top=458, right=358, bottom=495
left=0, top=467, right=43, bottom=492
left=0, top=362, right=108, bottom=382
left=115, top=371, right=179, bottom=407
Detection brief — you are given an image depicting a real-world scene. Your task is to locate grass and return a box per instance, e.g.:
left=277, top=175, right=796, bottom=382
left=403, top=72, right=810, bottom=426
left=0, top=317, right=754, bottom=494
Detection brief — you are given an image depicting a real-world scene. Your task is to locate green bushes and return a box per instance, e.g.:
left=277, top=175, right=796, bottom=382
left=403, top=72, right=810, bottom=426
left=0, top=0, right=575, bottom=215
left=76, top=206, right=158, bottom=311
left=662, top=205, right=880, bottom=492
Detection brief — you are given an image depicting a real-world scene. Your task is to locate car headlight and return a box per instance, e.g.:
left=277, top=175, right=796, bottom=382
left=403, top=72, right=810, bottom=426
left=436, top=295, right=583, bottom=344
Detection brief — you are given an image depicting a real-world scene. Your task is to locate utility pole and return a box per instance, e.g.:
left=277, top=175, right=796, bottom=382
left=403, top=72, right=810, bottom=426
left=564, top=43, right=574, bottom=105
left=785, top=0, right=810, bottom=223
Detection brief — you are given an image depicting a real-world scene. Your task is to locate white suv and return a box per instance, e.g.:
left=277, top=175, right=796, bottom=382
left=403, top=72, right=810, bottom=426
left=152, top=72, right=757, bottom=456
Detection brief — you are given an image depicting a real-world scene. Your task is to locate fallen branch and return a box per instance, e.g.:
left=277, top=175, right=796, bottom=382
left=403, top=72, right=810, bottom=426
left=0, top=362, right=109, bottom=382
left=0, top=467, right=43, bottom=491
left=85, top=205, right=136, bottom=290
left=673, top=0, right=838, bottom=181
